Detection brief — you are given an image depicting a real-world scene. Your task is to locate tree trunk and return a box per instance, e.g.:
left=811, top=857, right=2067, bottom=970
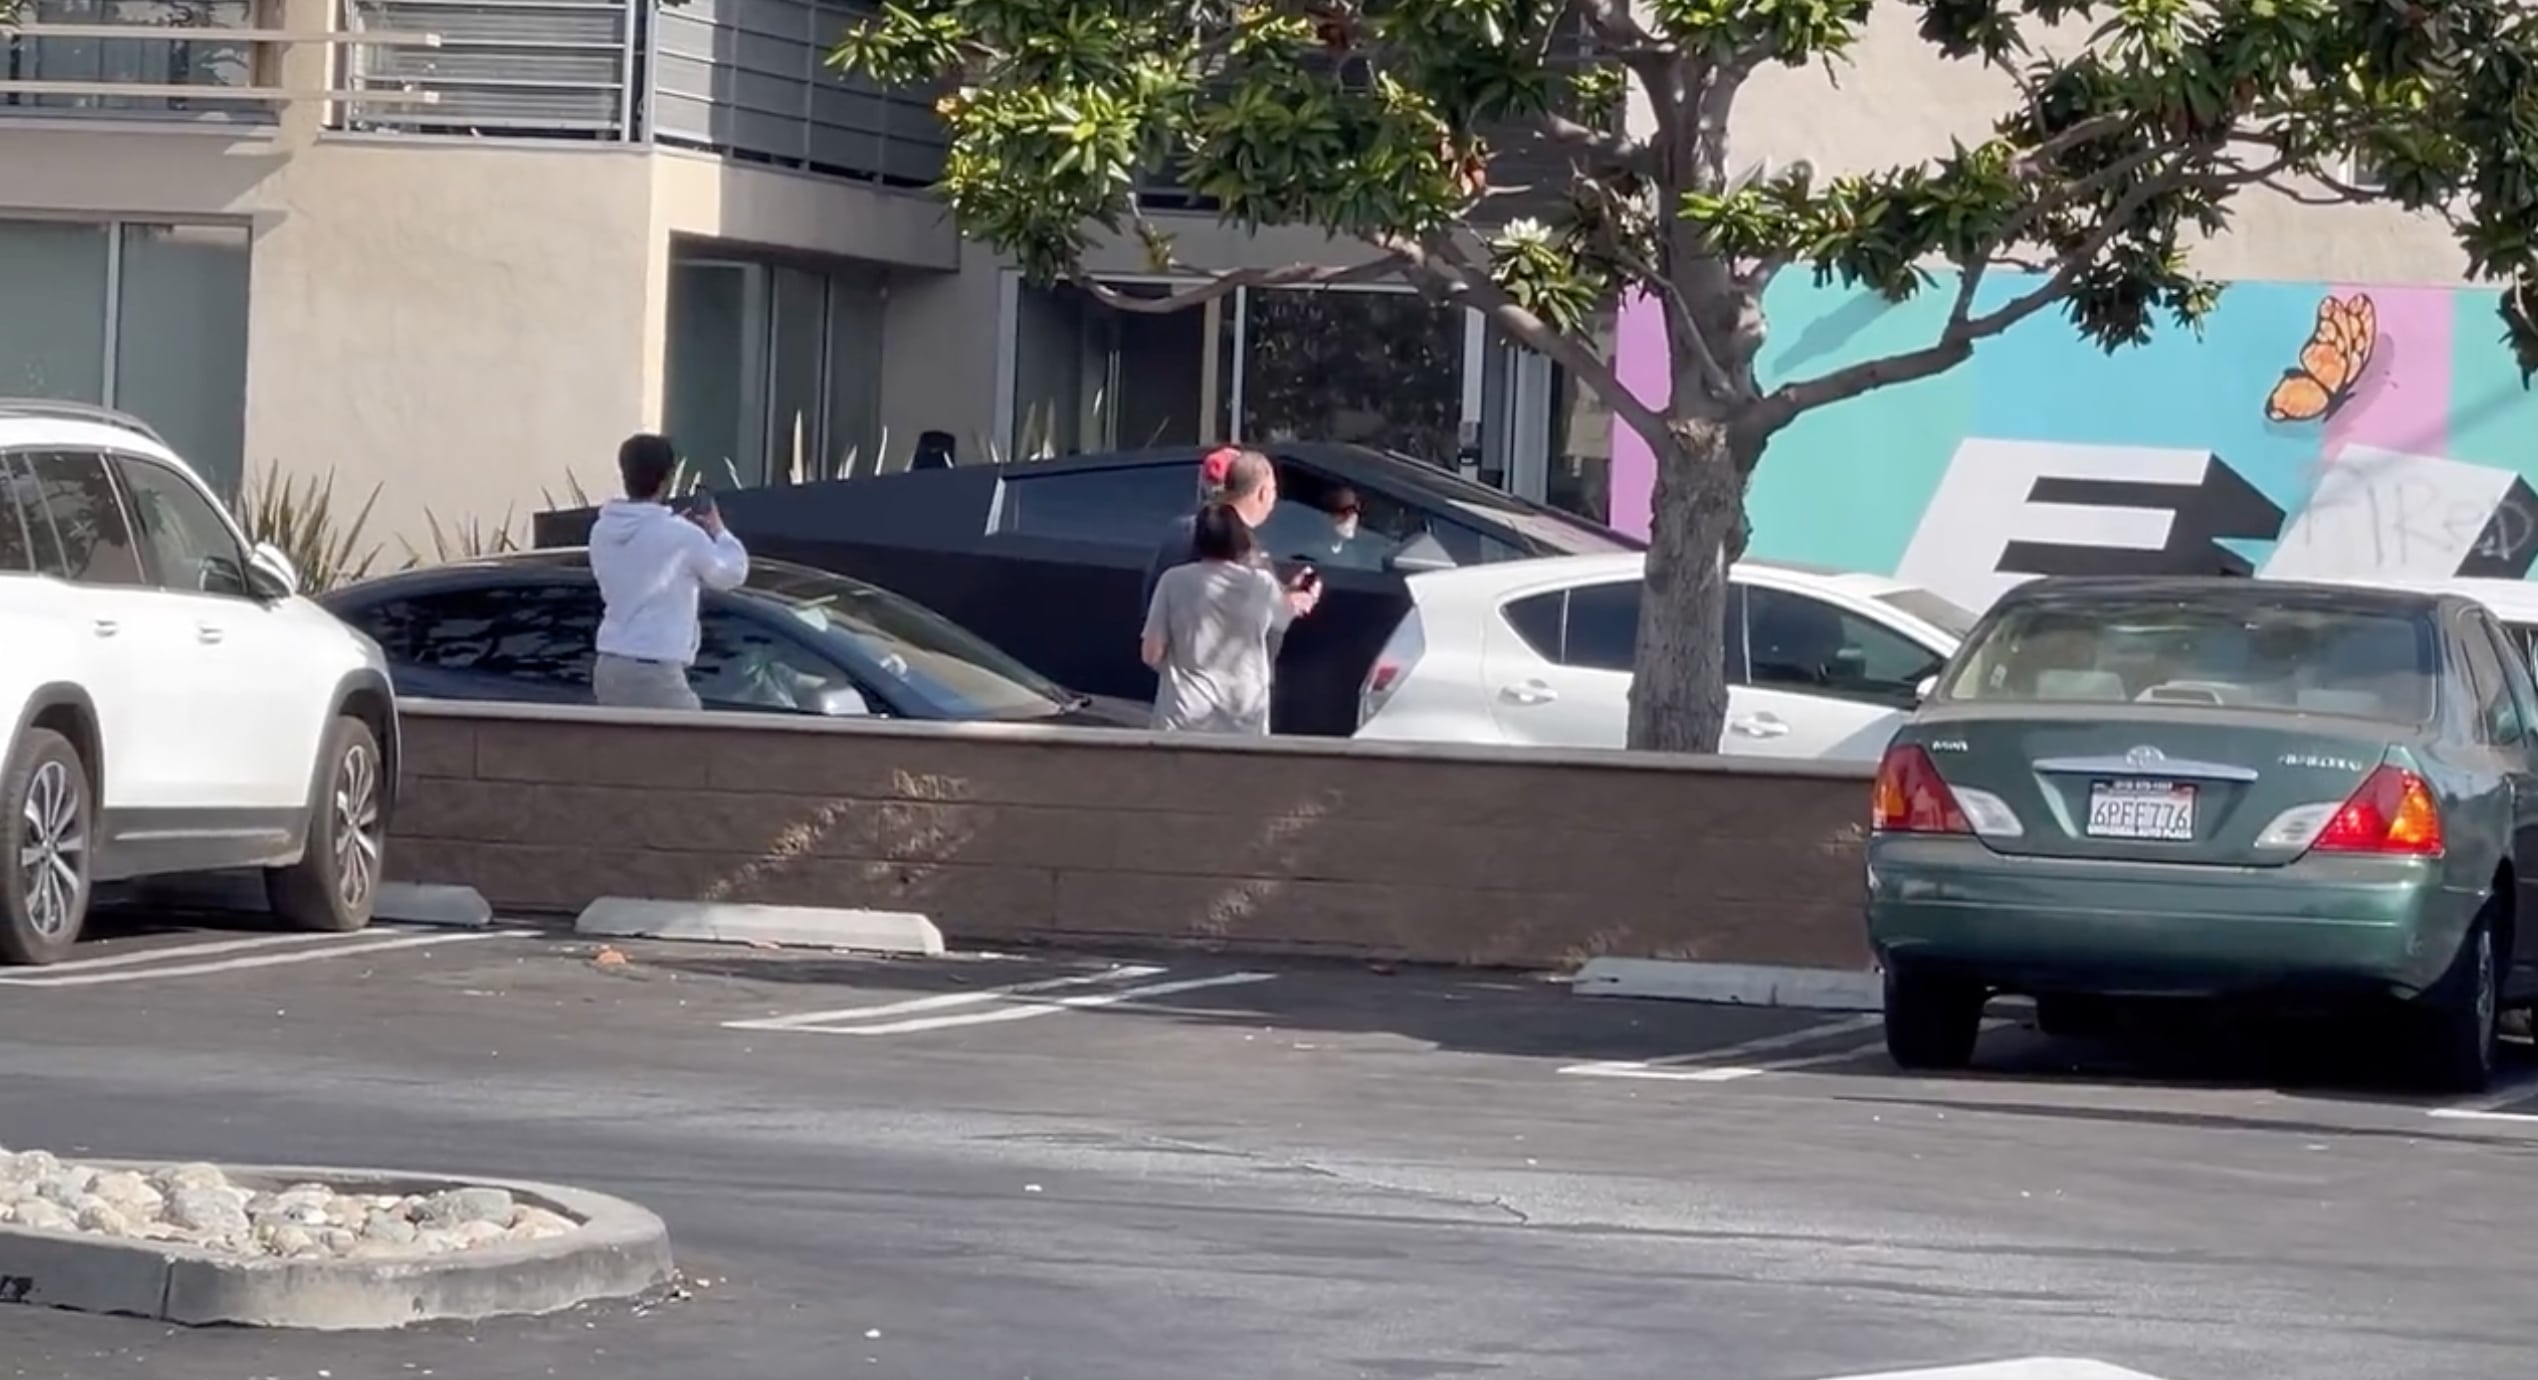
left=1626, top=420, right=1746, bottom=754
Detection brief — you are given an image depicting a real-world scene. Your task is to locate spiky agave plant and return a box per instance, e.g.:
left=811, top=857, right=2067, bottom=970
left=235, top=461, right=385, bottom=594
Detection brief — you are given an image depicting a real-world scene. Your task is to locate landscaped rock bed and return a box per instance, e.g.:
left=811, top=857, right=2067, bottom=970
left=0, top=1149, right=580, bottom=1260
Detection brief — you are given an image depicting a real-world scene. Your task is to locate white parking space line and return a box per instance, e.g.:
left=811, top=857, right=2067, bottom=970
left=723, top=964, right=1168, bottom=1031
left=1563, top=1017, right=2017, bottom=1084
left=14, top=928, right=368, bottom=975
left=2427, top=1065, right=2538, bottom=1122
left=730, top=969, right=1276, bottom=1037
left=0, top=928, right=535, bottom=987
left=1558, top=1014, right=1883, bottom=1080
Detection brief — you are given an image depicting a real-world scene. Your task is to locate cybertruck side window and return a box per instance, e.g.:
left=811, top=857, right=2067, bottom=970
left=997, top=466, right=1198, bottom=546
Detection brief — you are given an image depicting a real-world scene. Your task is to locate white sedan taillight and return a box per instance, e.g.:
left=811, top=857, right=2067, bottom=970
left=1360, top=611, right=1426, bottom=726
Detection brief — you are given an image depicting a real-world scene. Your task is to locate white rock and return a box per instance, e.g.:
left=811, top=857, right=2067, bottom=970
left=12, top=1199, right=74, bottom=1233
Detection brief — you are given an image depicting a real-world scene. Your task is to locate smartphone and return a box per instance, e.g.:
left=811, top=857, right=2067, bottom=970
left=680, top=488, right=717, bottom=518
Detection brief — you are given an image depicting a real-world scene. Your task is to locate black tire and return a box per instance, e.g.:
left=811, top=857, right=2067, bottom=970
left=265, top=716, right=385, bottom=934
left=2409, top=906, right=2501, bottom=1095
left=1, top=727, right=94, bottom=966
left=1883, top=967, right=1986, bottom=1071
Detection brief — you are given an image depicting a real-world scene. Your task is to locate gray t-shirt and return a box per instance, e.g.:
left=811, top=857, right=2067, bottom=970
left=1143, top=559, right=1292, bottom=735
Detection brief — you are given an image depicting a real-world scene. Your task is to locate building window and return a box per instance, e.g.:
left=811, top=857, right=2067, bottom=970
left=1005, top=275, right=1615, bottom=524
left=663, top=243, right=888, bottom=487
left=0, top=217, right=251, bottom=494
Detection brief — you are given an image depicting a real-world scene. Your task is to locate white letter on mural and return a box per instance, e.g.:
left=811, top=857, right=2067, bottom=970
left=1894, top=439, right=2219, bottom=612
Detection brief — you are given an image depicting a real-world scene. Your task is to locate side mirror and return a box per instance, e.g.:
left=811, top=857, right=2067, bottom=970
left=811, top=684, right=873, bottom=718
left=1914, top=674, right=1938, bottom=704
left=1383, top=532, right=1457, bottom=575
left=247, top=542, right=300, bottom=600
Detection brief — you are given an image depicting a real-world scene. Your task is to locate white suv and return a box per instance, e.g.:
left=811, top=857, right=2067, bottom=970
left=1354, top=554, right=1976, bottom=760
left=0, top=401, right=398, bottom=964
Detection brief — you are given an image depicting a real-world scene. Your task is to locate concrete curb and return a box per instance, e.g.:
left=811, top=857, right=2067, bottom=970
left=0, top=1163, right=672, bottom=1330
left=126, top=874, right=494, bottom=930
left=575, top=897, right=946, bottom=956
left=1572, top=957, right=1883, bottom=1012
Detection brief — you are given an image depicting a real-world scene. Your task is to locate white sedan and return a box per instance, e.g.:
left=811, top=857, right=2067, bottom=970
left=1352, top=554, right=1975, bottom=761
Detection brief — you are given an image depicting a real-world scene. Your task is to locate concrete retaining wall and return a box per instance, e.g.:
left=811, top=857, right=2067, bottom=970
left=385, top=701, right=1875, bottom=971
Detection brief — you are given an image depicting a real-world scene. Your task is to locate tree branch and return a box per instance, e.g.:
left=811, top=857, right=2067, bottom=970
left=1752, top=168, right=2184, bottom=432
left=1071, top=257, right=1409, bottom=313
left=1525, top=108, right=1655, bottom=178
left=1393, top=234, right=1676, bottom=460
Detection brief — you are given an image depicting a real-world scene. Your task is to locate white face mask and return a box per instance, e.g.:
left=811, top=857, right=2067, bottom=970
left=1334, top=516, right=1358, bottom=540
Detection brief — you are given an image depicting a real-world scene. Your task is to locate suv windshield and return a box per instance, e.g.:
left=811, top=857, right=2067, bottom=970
left=1941, top=598, right=2437, bottom=721
left=744, top=565, right=1073, bottom=719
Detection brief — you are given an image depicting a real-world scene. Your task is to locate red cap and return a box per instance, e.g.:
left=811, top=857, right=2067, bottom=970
left=1199, top=446, right=1240, bottom=488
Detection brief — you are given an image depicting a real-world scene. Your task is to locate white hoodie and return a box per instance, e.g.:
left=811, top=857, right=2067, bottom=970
left=590, top=499, right=750, bottom=665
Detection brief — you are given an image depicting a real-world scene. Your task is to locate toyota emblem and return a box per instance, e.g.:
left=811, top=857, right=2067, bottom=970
left=2124, top=745, right=2166, bottom=768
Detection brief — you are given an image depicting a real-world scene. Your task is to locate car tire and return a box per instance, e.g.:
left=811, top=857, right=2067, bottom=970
left=265, top=716, right=385, bottom=934
left=2409, top=906, right=2500, bottom=1095
left=2033, top=994, right=2118, bottom=1040
left=1, top=728, right=94, bottom=967
left=1883, top=967, right=1986, bottom=1071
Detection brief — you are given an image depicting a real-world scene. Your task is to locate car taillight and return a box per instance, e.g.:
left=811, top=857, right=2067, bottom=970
left=1359, top=611, right=1424, bottom=725
left=1871, top=743, right=1970, bottom=834
left=2310, top=764, right=2445, bottom=856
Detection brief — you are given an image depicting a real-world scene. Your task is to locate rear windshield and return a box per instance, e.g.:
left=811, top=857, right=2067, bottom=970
left=1939, top=599, right=2437, bottom=721
left=1875, top=588, right=1979, bottom=639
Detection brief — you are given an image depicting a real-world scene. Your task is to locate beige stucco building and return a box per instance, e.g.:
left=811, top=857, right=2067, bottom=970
left=0, top=0, right=2477, bottom=558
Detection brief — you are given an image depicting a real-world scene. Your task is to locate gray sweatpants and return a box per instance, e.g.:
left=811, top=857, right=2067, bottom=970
left=591, top=653, right=701, bottom=711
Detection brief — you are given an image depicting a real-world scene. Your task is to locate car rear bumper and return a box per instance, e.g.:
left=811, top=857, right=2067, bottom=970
left=1864, top=835, right=2480, bottom=999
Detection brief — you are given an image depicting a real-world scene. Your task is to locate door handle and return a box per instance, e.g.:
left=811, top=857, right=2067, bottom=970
left=1729, top=713, right=1791, bottom=738
left=1498, top=680, right=1558, bottom=706
left=196, top=623, right=225, bottom=644
left=91, top=618, right=118, bottom=638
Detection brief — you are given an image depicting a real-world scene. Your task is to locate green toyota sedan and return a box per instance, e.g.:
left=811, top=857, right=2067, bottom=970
left=1866, top=576, right=2538, bottom=1092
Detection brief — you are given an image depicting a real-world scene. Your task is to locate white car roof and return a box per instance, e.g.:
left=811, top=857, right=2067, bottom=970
left=2288, top=573, right=2538, bottom=622
left=0, top=412, right=185, bottom=468
left=1403, top=551, right=1929, bottom=601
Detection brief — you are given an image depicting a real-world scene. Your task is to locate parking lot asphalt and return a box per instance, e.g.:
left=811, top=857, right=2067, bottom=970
left=5, top=910, right=2538, bottom=1380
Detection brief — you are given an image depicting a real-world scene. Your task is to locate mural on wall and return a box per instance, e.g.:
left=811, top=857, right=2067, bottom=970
left=1606, top=274, right=2538, bottom=614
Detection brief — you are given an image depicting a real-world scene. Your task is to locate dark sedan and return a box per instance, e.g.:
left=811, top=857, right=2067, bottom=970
left=531, top=444, right=1644, bottom=737
left=319, top=550, right=1146, bottom=728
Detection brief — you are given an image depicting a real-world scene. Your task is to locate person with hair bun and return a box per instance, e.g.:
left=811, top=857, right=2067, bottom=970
left=1139, top=500, right=1317, bottom=734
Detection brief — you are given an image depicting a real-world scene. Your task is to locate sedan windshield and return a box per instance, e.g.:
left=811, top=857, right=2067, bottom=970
left=744, top=566, right=1072, bottom=719
left=1940, top=599, right=2438, bottom=722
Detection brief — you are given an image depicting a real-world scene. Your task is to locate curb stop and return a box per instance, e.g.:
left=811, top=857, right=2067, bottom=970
left=1572, top=958, right=1882, bottom=1012
left=574, top=897, right=945, bottom=956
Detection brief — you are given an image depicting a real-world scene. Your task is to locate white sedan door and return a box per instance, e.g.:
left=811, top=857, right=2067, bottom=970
left=1729, top=583, right=1949, bottom=764
left=1479, top=578, right=1633, bottom=749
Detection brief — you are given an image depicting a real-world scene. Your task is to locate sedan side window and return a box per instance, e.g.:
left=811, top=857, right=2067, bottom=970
left=1745, top=585, right=1946, bottom=708
left=1560, top=580, right=1640, bottom=672
left=692, top=609, right=872, bottom=717
left=373, top=587, right=602, bottom=689
left=1499, top=589, right=1566, bottom=661
left=2487, top=619, right=2538, bottom=747
left=2460, top=613, right=2527, bottom=746
left=110, top=454, right=251, bottom=597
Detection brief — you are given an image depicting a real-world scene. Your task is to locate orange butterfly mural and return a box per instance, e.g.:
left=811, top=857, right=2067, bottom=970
left=2262, top=292, right=2378, bottom=424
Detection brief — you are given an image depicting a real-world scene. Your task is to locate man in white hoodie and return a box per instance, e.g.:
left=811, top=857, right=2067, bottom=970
left=588, top=433, right=750, bottom=710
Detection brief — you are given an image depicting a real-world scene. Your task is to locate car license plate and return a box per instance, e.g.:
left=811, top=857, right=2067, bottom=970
left=2086, top=779, right=2196, bottom=841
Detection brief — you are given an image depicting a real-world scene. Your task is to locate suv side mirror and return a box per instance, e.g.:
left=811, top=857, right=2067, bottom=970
left=1383, top=532, right=1457, bottom=575
left=811, top=684, right=873, bottom=718
left=246, top=542, right=300, bottom=600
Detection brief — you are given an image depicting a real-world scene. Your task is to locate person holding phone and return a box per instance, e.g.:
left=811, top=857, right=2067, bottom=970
left=1141, top=502, right=1317, bottom=736
left=588, top=432, right=750, bottom=711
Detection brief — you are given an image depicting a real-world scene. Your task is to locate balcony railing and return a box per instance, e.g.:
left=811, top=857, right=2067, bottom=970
left=0, top=0, right=439, bottom=123
left=648, top=0, right=944, bottom=186
left=337, top=0, right=635, bottom=137
left=4, top=0, right=951, bottom=187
